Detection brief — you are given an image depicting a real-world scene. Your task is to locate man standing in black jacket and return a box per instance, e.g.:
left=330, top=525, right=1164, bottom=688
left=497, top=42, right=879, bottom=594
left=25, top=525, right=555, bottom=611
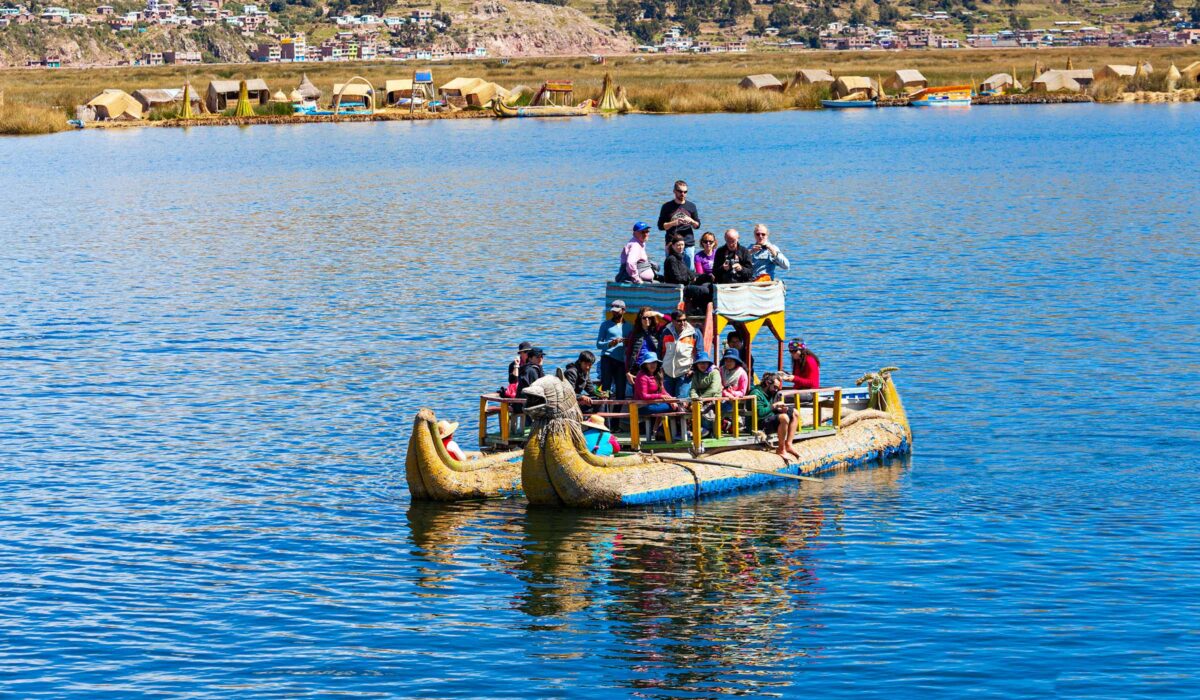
left=657, top=180, right=700, bottom=271
left=713, top=228, right=753, bottom=284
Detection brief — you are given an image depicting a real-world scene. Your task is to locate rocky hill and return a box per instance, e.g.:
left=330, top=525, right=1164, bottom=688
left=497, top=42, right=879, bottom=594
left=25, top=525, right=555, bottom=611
left=454, top=0, right=634, bottom=56
left=0, top=25, right=254, bottom=67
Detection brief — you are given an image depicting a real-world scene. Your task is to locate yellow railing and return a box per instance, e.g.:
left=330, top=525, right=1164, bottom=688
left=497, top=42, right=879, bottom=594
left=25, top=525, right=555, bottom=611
left=479, top=390, right=844, bottom=452
left=778, top=387, right=843, bottom=430
left=588, top=395, right=758, bottom=451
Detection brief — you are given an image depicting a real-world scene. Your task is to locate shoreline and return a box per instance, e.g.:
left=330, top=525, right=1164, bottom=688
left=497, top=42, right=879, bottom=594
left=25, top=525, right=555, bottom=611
left=4, top=48, right=1198, bottom=136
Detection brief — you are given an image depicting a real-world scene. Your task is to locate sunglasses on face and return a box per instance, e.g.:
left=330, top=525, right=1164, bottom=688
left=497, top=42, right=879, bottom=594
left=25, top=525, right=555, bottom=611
left=675, top=189, right=687, bottom=194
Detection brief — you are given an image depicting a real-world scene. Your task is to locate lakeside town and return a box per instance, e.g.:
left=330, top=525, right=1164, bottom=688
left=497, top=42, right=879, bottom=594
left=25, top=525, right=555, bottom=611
left=5, top=0, right=1200, bottom=68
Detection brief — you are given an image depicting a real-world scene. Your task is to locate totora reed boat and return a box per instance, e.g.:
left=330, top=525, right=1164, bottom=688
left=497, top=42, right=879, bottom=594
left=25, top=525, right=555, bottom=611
left=406, top=408, right=523, bottom=501
left=405, top=279, right=912, bottom=507
left=519, top=370, right=910, bottom=508
left=406, top=367, right=911, bottom=507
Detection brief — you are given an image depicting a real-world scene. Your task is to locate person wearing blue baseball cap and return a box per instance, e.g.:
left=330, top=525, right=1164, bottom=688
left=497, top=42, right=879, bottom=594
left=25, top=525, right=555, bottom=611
left=617, top=221, right=658, bottom=284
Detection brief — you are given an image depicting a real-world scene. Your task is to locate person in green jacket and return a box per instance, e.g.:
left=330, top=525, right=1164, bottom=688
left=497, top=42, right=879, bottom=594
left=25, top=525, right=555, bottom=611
left=688, top=351, right=720, bottom=437
left=748, top=372, right=800, bottom=459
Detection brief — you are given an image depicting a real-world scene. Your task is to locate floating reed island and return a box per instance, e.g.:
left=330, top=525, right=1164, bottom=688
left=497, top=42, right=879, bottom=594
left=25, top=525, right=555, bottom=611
left=4, top=50, right=1200, bottom=135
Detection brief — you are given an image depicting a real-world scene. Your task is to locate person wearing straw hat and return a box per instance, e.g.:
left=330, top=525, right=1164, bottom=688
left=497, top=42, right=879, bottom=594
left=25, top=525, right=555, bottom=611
left=437, top=419, right=467, bottom=461
left=582, top=414, right=621, bottom=456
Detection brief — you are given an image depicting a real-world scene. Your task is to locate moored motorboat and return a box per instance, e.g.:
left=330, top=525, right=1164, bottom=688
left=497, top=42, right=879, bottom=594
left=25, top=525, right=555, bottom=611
left=821, top=99, right=877, bottom=109
left=406, top=408, right=523, bottom=501
left=520, top=369, right=911, bottom=508
left=910, top=85, right=973, bottom=107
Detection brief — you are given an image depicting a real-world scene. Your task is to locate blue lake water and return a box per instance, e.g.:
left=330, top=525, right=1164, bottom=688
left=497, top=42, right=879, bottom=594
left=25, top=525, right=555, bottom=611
left=2, top=104, right=1199, bottom=697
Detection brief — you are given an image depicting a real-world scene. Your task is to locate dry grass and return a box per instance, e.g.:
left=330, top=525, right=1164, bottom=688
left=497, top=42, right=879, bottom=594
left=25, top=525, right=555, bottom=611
left=1, top=46, right=1198, bottom=122
left=0, top=101, right=69, bottom=135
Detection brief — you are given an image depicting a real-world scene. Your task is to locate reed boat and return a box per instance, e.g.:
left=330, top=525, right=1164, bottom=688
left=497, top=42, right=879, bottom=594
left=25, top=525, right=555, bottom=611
left=405, top=279, right=912, bottom=506
left=520, top=369, right=911, bottom=509
left=405, top=408, right=523, bottom=501
left=492, top=100, right=593, bottom=118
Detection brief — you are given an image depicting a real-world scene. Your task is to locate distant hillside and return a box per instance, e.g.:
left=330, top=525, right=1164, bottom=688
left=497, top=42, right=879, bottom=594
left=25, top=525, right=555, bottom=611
left=0, top=0, right=1188, bottom=67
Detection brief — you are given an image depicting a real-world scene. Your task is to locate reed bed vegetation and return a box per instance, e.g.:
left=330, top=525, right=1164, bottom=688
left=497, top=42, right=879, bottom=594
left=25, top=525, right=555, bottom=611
left=0, top=101, right=69, bottom=135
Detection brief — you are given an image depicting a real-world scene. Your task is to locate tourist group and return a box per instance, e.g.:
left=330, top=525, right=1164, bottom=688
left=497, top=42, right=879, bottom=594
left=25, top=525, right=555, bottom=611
left=434, top=180, right=823, bottom=461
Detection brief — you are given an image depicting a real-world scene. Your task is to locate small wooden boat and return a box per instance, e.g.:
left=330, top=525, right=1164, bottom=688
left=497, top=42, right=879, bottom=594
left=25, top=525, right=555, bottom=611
left=492, top=99, right=593, bottom=118
left=520, top=370, right=911, bottom=509
left=405, top=408, right=523, bottom=501
left=821, top=99, right=877, bottom=109
left=910, top=85, right=973, bottom=107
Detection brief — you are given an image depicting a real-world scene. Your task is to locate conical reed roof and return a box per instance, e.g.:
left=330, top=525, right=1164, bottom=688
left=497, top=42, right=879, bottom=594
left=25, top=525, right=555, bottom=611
left=297, top=73, right=321, bottom=99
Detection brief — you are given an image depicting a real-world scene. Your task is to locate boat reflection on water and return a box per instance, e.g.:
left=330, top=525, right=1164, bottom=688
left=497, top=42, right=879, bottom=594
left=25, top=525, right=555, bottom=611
left=405, top=500, right=524, bottom=591
left=405, top=460, right=909, bottom=694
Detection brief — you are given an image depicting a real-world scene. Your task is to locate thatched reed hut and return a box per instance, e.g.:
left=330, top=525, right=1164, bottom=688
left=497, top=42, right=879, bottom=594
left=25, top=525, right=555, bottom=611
left=331, top=82, right=374, bottom=109
left=86, top=89, right=143, bottom=121
left=883, top=69, right=927, bottom=95
left=832, top=76, right=876, bottom=99
left=739, top=74, right=784, bottom=92
left=791, top=69, right=834, bottom=87
left=1031, top=69, right=1094, bottom=93
left=980, top=73, right=1021, bottom=93
left=207, top=79, right=269, bottom=112
left=132, top=87, right=202, bottom=113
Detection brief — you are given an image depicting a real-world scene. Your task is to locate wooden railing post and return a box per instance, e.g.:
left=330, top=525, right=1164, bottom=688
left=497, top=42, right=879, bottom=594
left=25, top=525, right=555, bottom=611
left=811, top=390, right=820, bottom=430
left=750, top=395, right=758, bottom=434
left=692, top=400, right=703, bottom=452
left=629, top=403, right=640, bottom=451
left=499, top=401, right=510, bottom=444
left=478, top=395, right=488, bottom=447
left=833, top=388, right=842, bottom=430
left=732, top=398, right=740, bottom=438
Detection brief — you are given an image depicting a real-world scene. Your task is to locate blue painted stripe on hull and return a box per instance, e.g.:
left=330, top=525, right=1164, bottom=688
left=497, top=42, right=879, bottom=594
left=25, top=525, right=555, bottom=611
left=618, top=439, right=910, bottom=506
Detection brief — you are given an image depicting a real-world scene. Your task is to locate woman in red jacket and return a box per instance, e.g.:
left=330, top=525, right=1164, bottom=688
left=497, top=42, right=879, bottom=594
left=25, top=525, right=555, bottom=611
left=781, top=339, right=820, bottom=390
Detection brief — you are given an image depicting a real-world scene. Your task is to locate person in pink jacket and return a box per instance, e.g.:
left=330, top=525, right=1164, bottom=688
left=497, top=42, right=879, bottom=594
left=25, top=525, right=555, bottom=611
left=719, top=348, right=750, bottom=432
left=719, top=348, right=749, bottom=398
left=633, top=352, right=677, bottom=415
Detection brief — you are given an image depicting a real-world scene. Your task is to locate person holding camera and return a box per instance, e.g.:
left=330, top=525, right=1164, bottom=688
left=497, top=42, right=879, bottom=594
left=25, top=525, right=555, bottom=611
left=748, top=372, right=801, bottom=460
left=748, top=223, right=790, bottom=281
left=713, top=228, right=753, bottom=284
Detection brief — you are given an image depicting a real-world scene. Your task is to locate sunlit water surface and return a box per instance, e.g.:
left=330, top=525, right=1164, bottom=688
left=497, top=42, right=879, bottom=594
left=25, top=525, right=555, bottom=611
left=2, top=105, right=1199, bottom=697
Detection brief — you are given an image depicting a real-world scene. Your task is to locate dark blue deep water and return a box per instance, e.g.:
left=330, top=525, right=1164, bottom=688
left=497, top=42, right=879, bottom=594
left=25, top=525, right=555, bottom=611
left=2, top=105, right=1199, bottom=698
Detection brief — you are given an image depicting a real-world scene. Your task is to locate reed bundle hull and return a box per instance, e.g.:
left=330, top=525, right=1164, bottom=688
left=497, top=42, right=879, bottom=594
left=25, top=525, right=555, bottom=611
left=406, top=408, right=523, bottom=501
left=522, top=378, right=911, bottom=509
left=492, top=101, right=592, bottom=118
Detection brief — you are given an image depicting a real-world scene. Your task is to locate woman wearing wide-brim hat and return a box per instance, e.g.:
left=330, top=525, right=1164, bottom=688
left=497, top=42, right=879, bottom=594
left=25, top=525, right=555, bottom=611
left=582, top=414, right=621, bottom=456
left=437, top=419, right=466, bottom=461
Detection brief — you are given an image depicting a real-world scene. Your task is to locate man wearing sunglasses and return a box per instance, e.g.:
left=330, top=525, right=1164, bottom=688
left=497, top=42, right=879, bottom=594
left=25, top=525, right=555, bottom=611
left=748, top=223, right=790, bottom=281
left=657, top=180, right=701, bottom=271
